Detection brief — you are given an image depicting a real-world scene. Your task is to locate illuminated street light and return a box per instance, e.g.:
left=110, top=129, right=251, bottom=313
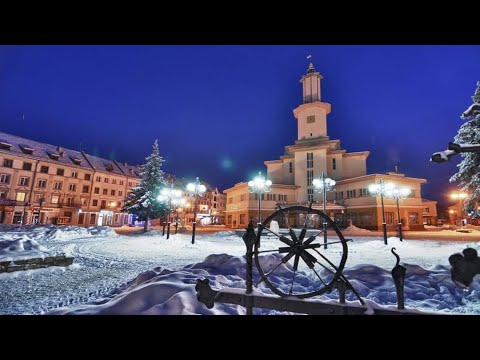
left=312, top=171, right=336, bottom=249
left=171, top=196, right=186, bottom=234
left=248, top=172, right=272, bottom=225
left=157, top=185, right=183, bottom=239
left=451, top=192, right=468, bottom=226
left=186, top=177, right=207, bottom=244
left=384, top=185, right=411, bottom=242
left=368, top=177, right=388, bottom=245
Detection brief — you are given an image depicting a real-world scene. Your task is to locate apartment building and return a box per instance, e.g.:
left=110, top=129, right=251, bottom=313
left=0, top=132, right=141, bottom=226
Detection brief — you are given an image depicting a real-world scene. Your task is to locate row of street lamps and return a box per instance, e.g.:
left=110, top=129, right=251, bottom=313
left=248, top=171, right=412, bottom=246
left=157, top=178, right=207, bottom=243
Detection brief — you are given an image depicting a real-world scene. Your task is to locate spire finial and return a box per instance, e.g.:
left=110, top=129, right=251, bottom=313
left=307, top=62, right=315, bottom=74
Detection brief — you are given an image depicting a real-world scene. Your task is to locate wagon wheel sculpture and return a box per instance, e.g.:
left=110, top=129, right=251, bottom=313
left=254, top=205, right=362, bottom=302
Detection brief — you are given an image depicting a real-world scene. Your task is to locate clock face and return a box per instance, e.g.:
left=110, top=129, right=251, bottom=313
left=307, top=115, right=315, bottom=124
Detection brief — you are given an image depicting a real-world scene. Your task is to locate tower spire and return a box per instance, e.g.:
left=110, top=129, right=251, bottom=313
left=300, top=62, right=323, bottom=103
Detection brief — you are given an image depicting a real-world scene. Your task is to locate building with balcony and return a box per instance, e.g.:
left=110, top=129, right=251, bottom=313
left=224, top=63, right=437, bottom=230
left=0, top=132, right=141, bottom=226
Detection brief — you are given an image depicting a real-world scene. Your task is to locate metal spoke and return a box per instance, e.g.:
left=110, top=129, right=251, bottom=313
left=307, top=238, right=352, bottom=247
left=255, top=251, right=295, bottom=287
left=303, top=229, right=325, bottom=245
left=289, top=229, right=298, bottom=243
left=289, top=254, right=300, bottom=295
left=260, top=226, right=295, bottom=247
left=299, top=251, right=316, bottom=269
left=311, top=267, right=328, bottom=286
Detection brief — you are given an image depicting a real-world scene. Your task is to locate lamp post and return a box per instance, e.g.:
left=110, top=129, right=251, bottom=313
left=38, top=197, right=45, bottom=225
left=451, top=192, right=468, bottom=226
left=368, top=177, right=388, bottom=245
left=171, top=197, right=186, bottom=234
left=384, top=185, right=411, bottom=242
left=247, top=172, right=272, bottom=226
left=186, top=177, right=207, bottom=244
left=157, top=185, right=183, bottom=240
left=312, top=172, right=336, bottom=249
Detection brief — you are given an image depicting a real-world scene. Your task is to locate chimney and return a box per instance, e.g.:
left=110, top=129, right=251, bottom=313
left=57, top=146, right=65, bottom=157
left=394, top=164, right=398, bottom=173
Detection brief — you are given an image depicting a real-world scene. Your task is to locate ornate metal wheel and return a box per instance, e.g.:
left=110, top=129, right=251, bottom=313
left=254, top=205, right=349, bottom=299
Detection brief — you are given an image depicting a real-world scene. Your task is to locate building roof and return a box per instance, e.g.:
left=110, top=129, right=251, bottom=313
left=0, top=131, right=141, bottom=177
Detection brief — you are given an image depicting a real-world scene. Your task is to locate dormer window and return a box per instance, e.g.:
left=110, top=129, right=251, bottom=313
left=19, top=145, right=34, bottom=154
left=0, top=140, right=12, bottom=150
left=105, top=163, right=114, bottom=172
left=48, top=152, right=60, bottom=160
left=70, top=157, right=82, bottom=165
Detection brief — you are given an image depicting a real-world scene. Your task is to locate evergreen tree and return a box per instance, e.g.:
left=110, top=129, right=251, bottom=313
left=123, top=140, right=168, bottom=231
left=450, top=81, right=480, bottom=217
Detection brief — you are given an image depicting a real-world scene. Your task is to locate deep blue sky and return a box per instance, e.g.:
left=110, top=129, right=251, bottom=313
left=0, top=45, right=479, bottom=208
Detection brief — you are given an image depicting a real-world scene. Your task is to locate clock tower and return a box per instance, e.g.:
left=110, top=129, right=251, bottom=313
left=293, top=63, right=331, bottom=140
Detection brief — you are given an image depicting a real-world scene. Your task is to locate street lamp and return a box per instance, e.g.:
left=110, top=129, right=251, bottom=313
left=247, top=172, right=272, bottom=226
left=171, top=196, right=186, bottom=234
left=368, top=177, right=388, bottom=245
left=157, top=186, right=183, bottom=239
left=451, top=192, right=468, bottom=225
left=384, top=185, right=411, bottom=242
left=312, top=171, right=336, bottom=249
left=186, top=177, right=207, bottom=244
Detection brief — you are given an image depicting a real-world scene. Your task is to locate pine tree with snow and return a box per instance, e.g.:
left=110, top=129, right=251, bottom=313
left=123, top=140, right=169, bottom=231
left=450, top=81, right=480, bottom=217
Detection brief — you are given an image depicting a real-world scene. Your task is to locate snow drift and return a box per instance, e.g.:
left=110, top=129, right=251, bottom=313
left=0, top=225, right=117, bottom=242
left=52, top=252, right=480, bottom=315
left=0, top=238, right=53, bottom=261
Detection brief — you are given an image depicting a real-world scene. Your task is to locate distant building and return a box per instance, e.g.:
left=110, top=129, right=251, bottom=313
left=0, top=131, right=141, bottom=226
left=224, top=63, right=437, bottom=230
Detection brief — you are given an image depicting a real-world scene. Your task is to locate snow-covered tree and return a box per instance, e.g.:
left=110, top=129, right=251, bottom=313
left=450, top=81, right=480, bottom=217
left=123, top=140, right=168, bottom=231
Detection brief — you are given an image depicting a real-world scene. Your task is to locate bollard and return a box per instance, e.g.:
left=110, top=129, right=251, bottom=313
left=242, top=220, right=257, bottom=315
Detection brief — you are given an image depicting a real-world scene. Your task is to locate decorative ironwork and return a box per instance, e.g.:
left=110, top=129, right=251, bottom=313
left=391, top=247, right=406, bottom=310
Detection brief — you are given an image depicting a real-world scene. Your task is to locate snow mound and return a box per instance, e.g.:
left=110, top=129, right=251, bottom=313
left=342, top=225, right=372, bottom=235
left=0, top=225, right=117, bottom=242
left=213, top=231, right=237, bottom=237
left=0, top=238, right=53, bottom=261
left=51, top=251, right=479, bottom=315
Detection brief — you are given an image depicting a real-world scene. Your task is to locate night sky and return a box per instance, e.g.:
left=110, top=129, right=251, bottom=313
left=0, top=45, right=479, bottom=208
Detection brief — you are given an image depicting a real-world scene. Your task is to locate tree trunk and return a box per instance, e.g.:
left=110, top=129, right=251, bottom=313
left=144, top=206, right=151, bottom=233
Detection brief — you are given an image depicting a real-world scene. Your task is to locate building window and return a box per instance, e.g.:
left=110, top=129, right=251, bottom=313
left=101, top=200, right=107, bottom=208
left=82, top=198, right=87, bottom=205
left=94, top=187, right=100, bottom=194
left=112, top=179, right=117, bottom=185
left=120, top=180, right=124, bottom=186
left=333, top=158, right=336, bottom=170
left=289, top=162, right=293, bottom=173
left=51, top=195, right=59, bottom=204
left=307, top=188, right=314, bottom=202
left=85, top=174, right=91, bottom=181
left=82, top=185, right=89, bottom=193
left=67, top=197, right=74, bottom=205
left=53, top=181, right=62, bottom=190
left=0, top=191, right=6, bottom=198
left=103, top=189, right=108, bottom=195
left=110, top=189, right=115, bottom=196
left=115, top=214, right=120, bottom=223
left=23, top=162, right=32, bottom=171
left=227, top=215, right=232, bottom=225
left=37, top=179, right=46, bottom=188
left=118, top=190, right=123, bottom=196
left=68, top=184, right=76, bottom=192
left=0, top=174, right=10, bottom=184
left=117, top=201, right=121, bottom=207
left=128, top=182, right=133, bottom=187
left=40, top=166, right=49, bottom=174
left=3, top=159, right=13, bottom=168
left=92, top=199, right=98, bottom=206
left=307, top=152, right=313, bottom=168
left=19, top=177, right=29, bottom=186
left=15, top=192, right=26, bottom=202
left=228, top=197, right=233, bottom=204
left=307, top=170, right=313, bottom=186
left=57, top=168, right=64, bottom=176
left=385, top=212, right=395, bottom=224
left=347, top=190, right=356, bottom=198
left=336, top=192, right=344, bottom=200
left=307, top=115, right=315, bottom=124
left=13, top=212, right=23, bottom=224
left=359, top=188, right=368, bottom=197
left=96, top=176, right=101, bottom=182
left=90, top=214, right=96, bottom=225
left=71, top=171, right=78, bottom=178
left=409, top=212, right=419, bottom=225
left=278, top=194, right=287, bottom=201
left=78, top=213, right=85, bottom=225
left=425, top=207, right=430, bottom=213
left=104, top=178, right=109, bottom=183
left=240, top=214, right=246, bottom=225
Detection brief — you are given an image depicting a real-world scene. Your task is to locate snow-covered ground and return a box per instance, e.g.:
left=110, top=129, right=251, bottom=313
left=1, top=225, right=480, bottom=315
